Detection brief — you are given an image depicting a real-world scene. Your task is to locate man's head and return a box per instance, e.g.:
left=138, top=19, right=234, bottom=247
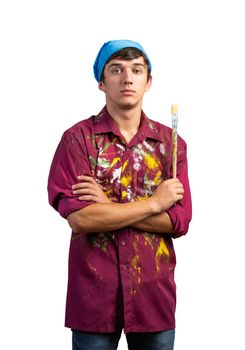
left=93, top=40, right=152, bottom=83
left=93, top=40, right=152, bottom=111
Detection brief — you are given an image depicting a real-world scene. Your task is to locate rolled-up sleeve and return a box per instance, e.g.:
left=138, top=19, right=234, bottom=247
left=47, top=129, right=94, bottom=219
left=166, top=140, right=192, bottom=238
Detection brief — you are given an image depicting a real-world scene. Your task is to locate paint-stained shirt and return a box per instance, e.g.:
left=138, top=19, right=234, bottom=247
left=48, top=106, right=192, bottom=333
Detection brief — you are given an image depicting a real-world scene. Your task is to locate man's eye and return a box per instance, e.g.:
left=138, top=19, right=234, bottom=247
left=134, top=68, right=143, bottom=74
left=111, top=68, right=121, bottom=74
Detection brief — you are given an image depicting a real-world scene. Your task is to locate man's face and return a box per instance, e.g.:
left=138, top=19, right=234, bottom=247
left=99, top=56, right=152, bottom=110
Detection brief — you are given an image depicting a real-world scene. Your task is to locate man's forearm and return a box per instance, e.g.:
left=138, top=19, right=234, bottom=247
left=67, top=198, right=159, bottom=234
left=68, top=176, right=184, bottom=234
left=131, top=211, right=174, bottom=233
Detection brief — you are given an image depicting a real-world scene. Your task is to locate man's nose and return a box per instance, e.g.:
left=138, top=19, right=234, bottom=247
left=122, top=69, right=133, bottom=84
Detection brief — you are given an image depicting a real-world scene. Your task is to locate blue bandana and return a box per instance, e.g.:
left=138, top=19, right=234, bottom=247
left=93, top=40, right=152, bottom=82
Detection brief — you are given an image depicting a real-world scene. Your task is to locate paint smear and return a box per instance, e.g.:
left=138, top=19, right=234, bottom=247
left=144, top=153, right=161, bottom=170
left=121, top=174, right=132, bottom=187
left=156, top=238, right=170, bottom=272
left=122, top=159, right=129, bottom=172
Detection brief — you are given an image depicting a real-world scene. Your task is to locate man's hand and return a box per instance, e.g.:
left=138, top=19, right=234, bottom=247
left=72, top=175, right=112, bottom=204
left=150, top=178, right=184, bottom=213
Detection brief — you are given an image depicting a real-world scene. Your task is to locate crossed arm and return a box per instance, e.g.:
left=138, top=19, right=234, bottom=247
left=67, top=176, right=184, bottom=234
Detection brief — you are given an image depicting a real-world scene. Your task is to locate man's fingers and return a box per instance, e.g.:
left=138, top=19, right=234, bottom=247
left=73, top=188, right=97, bottom=196
left=72, top=182, right=97, bottom=191
left=73, top=176, right=102, bottom=191
left=77, top=175, right=96, bottom=184
left=164, top=182, right=184, bottom=192
left=164, top=178, right=181, bottom=184
left=78, top=195, right=97, bottom=201
left=176, top=187, right=184, bottom=194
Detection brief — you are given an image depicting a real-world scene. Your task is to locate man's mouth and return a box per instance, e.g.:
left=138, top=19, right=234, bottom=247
left=120, top=89, right=136, bottom=95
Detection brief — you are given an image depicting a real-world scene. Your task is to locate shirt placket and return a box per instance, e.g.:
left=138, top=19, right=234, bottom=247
left=116, top=144, right=135, bottom=330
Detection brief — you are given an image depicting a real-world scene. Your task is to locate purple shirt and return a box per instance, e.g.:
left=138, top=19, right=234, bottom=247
left=48, top=107, right=192, bottom=333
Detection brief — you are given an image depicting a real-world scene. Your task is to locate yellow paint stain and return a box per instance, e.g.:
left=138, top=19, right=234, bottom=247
left=156, top=238, right=170, bottom=258
left=121, top=174, right=132, bottom=187
left=133, top=235, right=139, bottom=252
left=136, top=195, right=148, bottom=201
left=104, top=189, right=113, bottom=196
left=109, top=157, right=121, bottom=169
left=130, top=237, right=142, bottom=293
left=122, top=191, right=127, bottom=198
left=156, top=238, right=170, bottom=273
left=153, top=171, right=162, bottom=185
left=144, top=153, right=161, bottom=170
left=131, top=254, right=141, bottom=288
left=132, top=255, right=139, bottom=270
left=143, top=234, right=154, bottom=250
left=122, top=159, right=129, bottom=172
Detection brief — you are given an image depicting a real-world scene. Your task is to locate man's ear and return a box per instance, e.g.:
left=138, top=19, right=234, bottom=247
left=98, top=81, right=106, bottom=92
left=144, top=75, right=152, bottom=92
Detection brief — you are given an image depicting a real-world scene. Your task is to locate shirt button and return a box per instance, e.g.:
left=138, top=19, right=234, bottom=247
left=122, top=241, right=126, bottom=246
left=122, top=265, right=127, bottom=270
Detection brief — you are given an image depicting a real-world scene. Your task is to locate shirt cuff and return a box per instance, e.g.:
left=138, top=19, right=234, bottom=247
left=166, top=204, right=189, bottom=238
left=58, top=197, right=95, bottom=219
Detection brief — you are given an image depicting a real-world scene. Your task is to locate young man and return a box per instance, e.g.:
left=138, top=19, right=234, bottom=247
left=48, top=40, right=192, bottom=350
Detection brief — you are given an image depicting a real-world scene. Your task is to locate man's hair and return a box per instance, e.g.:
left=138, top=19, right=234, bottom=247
left=100, top=47, right=151, bottom=82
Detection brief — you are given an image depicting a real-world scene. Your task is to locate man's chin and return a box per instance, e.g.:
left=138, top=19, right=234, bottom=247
left=118, top=102, right=138, bottom=110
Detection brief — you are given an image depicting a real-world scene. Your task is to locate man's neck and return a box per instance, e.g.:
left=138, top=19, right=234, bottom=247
left=106, top=104, right=142, bottom=143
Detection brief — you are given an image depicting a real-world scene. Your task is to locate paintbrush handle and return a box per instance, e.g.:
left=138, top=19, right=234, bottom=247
left=171, top=104, right=178, bottom=178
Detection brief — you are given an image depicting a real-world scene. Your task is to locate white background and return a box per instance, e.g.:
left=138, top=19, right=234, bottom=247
left=0, top=0, right=244, bottom=349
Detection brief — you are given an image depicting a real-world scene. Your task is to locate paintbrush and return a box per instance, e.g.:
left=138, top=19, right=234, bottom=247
left=171, top=104, right=178, bottom=178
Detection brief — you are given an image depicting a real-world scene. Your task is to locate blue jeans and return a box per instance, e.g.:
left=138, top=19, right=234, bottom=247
left=72, top=329, right=175, bottom=350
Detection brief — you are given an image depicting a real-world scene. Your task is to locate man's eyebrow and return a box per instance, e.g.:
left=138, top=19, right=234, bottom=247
left=108, top=63, right=123, bottom=69
left=132, top=63, right=145, bottom=68
left=108, top=62, right=146, bottom=69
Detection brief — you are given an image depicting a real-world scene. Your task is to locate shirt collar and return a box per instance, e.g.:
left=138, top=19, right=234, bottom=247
left=139, top=111, right=163, bottom=143
left=93, top=107, right=121, bottom=137
left=93, top=106, right=163, bottom=143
